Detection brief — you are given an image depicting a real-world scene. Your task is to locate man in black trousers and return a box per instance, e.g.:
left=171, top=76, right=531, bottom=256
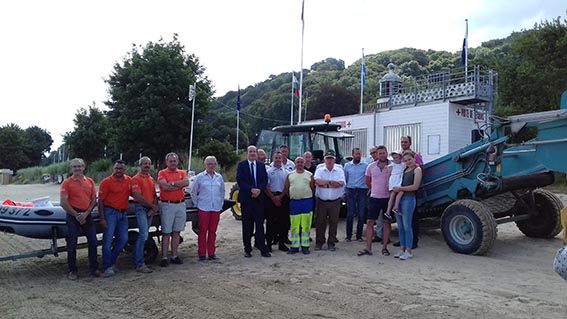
left=236, top=145, right=271, bottom=258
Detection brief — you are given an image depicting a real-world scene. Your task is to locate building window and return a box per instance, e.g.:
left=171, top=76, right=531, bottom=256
left=384, top=123, right=421, bottom=154
left=341, top=128, right=368, bottom=158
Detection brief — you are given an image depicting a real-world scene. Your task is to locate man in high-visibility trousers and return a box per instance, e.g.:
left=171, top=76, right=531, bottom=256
left=284, top=156, right=315, bottom=254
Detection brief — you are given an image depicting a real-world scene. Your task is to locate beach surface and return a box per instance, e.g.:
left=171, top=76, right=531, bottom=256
left=1, top=183, right=566, bottom=319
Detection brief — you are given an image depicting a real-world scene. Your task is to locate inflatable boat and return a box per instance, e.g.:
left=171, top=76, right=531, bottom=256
left=0, top=194, right=234, bottom=240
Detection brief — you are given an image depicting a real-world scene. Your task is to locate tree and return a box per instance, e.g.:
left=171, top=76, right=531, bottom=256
left=495, top=18, right=567, bottom=115
left=197, top=140, right=239, bottom=170
left=0, top=124, right=28, bottom=170
left=105, top=35, right=213, bottom=163
left=64, top=106, right=110, bottom=164
left=307, top=85, right=358, bottom=120
left=24, top=126, right=53, bottom=167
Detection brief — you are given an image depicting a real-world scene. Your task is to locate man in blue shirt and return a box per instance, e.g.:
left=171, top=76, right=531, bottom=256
left=343, top=148, right=369, bottom=241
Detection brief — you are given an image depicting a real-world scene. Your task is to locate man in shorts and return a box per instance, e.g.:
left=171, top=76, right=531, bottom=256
left=158, top=152, right=189, bottom=267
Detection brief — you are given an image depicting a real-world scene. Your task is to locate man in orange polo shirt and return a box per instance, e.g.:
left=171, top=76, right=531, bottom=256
left=130, top=156, right=159, bottom=273
left=157, top=152, right=189, bottom=267
left=98, top=160, right=132, bottom=277
left=60, top=158, right=100, bottom=280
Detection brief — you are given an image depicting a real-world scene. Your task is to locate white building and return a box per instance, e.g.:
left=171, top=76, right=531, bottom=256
left=304, top=64, right=496, bottom=163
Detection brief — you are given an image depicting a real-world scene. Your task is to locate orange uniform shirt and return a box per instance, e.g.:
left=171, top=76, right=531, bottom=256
left=158, top=169, right=187, bottom=201
left=98, top=175, right=132, bottom=210
left=131, top=173, right=156, bottom=203
left=60, top=175, right=96, bottom=211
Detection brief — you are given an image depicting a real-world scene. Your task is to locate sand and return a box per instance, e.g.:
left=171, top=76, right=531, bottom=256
left=0, top=183, right=566, bottom=319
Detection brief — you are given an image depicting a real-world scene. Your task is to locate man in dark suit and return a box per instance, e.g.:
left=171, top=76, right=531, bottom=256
left=237, top=145, right=271, bottom=257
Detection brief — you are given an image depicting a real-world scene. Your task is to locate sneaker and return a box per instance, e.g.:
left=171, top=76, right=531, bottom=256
left=315, top=245, right=322, bottom=251
left=372, top=237, right=382, bottom=243
left=394, top=250, right=405, bottom=258
left=112, top=265, right=120, bottom=273
left=67, top=271, right=78, bottom=280
left=160, top=258, right=169, bottom=267
left=136, top=265, right=153, bottom=273
left=90, top=269, right=102, bottom=277
left=357, top=238, right=364, bottom=242
left=328, top=244, right=336, bottom=252
left=208, top=255, right=219, bottom=261
left=170, top=257, right=183, bottom=264
left=102, top=268, right=115, bottom=277
left=199, top=256, right=207, bottom=262
left=287, top=249, right=298, bottom=255
left=399, top=252, right=413, bottom=260
left=345, top=237, right=352, bottom=242
left=302, top=249, right=310, bottom=255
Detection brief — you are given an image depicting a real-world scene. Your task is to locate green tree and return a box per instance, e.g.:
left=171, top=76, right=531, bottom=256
left=24, top=126, right=53, bottom=167
left=105, top=35, right=213, bottom=163
left=0, top=124, right=28, bottom=170
left=197, top=139, right=239, bottom=170
left=64, top=106, right=110, bottom=164
left=495, top=18, right=567, bottom=115
left=307, top=85, right=358, bottom=120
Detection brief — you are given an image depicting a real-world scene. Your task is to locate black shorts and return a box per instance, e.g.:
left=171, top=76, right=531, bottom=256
left=367, top=197, right=389, bottom=220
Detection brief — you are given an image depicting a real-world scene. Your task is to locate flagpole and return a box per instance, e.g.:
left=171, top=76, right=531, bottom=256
left=188, top=83, right=196, bottom=171
left=464, top=19, right=468, bottom=82
left=290, top=72, right=294, bottom=125
left=360, top=48, right=365, bottom=114
left=236, top=85, right=240, bottom=155
left=298, top=0, right=305, bottom=124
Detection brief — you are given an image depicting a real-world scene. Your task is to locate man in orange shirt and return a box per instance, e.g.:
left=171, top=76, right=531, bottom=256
left=98, top=160, right=132, bottom=277
left=60, top=158, right=100, bottom=280
left=158, top=152, right=189, bottom=267
left=130, top=156, right=159, bottom=273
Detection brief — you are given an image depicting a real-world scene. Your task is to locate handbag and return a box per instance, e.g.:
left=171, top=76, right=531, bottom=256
left=554, top=246, right=567, bottom=281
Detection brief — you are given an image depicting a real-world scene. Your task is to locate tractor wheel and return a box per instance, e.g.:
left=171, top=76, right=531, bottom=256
left=441, top=199, right=497, bottom=255
left=229, top=183, right=242, bottom=220
left=144, top=238, right=159, bottom=264
left=515, top=189, right=563, bottom=238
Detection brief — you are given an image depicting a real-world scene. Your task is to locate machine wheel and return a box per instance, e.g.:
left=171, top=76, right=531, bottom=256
left=229, top=184, right=242, bottom=220
left=441, top=199, right=497, bottom=255
left=515, top=189, right=563, bottom=238
left=144, top=238, right=159, bottom=264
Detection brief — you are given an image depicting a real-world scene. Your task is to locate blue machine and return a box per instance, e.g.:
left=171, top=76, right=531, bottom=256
left=418, top=92, right=567, bottom=255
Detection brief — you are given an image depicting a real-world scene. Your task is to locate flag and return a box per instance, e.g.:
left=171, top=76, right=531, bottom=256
left=301, top=0, right=304, bottom=21
left=292, top=74, right=299, bottom=97
left=461, top=19, right=468, bottom=66
left=361, top=49, right=366, bottom=87
left=237, top=86, right=241, bottom=111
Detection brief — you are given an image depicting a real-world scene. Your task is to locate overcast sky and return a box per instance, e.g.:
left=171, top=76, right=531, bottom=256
left=1, top=0, right=565, bottom=149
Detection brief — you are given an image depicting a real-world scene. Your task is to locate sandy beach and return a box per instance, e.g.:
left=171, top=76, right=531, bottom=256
left=0, top=183, right=566, bottom=319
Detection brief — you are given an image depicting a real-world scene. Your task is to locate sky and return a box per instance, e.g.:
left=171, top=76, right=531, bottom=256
left=1, top=0, right=565, bottom=150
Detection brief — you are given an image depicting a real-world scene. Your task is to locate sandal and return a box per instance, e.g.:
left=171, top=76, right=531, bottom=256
left=357, top=249, right=373, bottom=256
left=381, top=248, right=390, bottom=256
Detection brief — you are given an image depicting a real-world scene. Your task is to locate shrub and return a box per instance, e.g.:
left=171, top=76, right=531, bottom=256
left=197, top=140, right=239, bottom=171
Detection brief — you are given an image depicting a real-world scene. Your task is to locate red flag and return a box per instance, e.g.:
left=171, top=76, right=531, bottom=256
left=292, top=74, right=299, bottom=97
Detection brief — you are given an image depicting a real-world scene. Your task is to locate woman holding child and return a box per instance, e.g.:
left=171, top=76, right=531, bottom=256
left=392, top=151, right=422, bottom=260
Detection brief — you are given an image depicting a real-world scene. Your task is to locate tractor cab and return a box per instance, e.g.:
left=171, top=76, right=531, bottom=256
left=254, top=115, right=354, bottom=165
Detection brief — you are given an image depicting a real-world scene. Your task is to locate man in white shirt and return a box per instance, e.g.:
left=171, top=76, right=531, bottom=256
left=314, top=150, right=345, bottom=251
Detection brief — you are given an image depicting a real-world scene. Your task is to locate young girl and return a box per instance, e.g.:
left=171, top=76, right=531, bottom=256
left=385, top=151, right=405, bottom=219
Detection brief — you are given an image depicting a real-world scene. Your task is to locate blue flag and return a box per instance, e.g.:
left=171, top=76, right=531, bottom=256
left=361, top=53, right=366, bottom=87
left=237, top=86, right=241, bottom=111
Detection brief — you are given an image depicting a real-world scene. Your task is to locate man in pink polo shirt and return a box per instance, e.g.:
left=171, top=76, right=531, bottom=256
left=358, top=145, right=392, bottom=256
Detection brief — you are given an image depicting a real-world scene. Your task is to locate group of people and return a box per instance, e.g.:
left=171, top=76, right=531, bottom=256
left=61, top=152, right=224, bottom=280
left=236, top=135, right=423, bottom=260
left=61, top=136, right=424, bottom=279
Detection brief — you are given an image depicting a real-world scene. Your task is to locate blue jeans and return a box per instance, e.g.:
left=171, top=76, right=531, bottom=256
left=102, top=207, right=129, bottom=271
left=66, top=213, right=99, bottom=273
left=397, top=196, right=416, bottom=249
left=346, top=188, right=367, bottom=240
left=133, top=204, right=153, bottom=267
